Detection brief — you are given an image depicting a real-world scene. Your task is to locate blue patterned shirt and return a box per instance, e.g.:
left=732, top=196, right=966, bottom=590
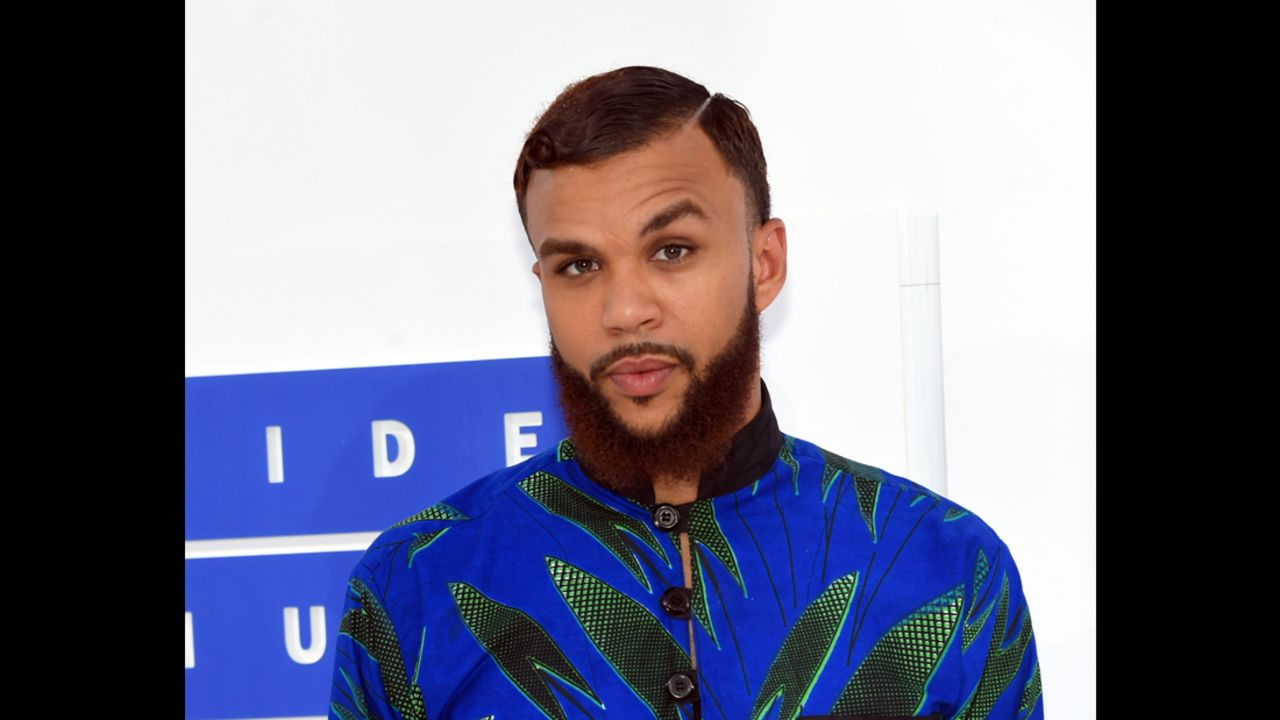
left=329, top=381, right=1044, bottom=720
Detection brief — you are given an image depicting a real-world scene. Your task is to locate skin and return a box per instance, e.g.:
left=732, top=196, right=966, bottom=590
left=525, top=119, right=788, bottom=503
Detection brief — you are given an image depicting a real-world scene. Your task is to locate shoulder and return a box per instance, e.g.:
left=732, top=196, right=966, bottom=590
left=350, top=439, right=573, bottom=581
left=783, top=432, right=1011, bottom=550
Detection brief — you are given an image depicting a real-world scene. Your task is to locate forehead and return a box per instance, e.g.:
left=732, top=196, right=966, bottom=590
left=525, top=124, right=745, bottom=245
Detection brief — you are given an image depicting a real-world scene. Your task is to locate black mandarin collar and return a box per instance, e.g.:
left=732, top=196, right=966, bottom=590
left=578, top=378, right=784, bottom=507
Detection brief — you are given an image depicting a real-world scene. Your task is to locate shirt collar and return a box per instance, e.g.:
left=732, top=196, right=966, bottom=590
left=573, top=378, right=784, bottom=506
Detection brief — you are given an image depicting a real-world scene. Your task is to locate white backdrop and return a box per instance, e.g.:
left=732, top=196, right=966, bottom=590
left=186, top=0, right=1095, bottom=716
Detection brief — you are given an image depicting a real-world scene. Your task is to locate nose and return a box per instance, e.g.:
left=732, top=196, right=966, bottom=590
left=600, top=266, right=662, bottom=336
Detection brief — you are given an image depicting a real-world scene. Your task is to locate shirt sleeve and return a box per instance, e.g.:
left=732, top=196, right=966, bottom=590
left=328, top=565, right=398, bottom=720
left=959, top=538, right=1045, bottom=719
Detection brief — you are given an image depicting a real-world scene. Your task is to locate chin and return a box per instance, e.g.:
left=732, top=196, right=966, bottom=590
left=612, top=400, right=677, bottom=432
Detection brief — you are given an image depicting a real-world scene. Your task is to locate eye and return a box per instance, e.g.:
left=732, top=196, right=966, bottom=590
left=557, top=258, right=599, bottom=277
left=653, top=244, right=693, bottom=263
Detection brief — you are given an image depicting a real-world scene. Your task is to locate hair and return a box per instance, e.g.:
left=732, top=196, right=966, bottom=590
left=513, top=65, right=771, bottom=240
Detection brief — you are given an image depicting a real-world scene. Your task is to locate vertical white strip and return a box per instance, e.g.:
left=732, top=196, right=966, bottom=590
left=185, top=611, right=196, bottom=669
left=266, top=425, right=284, bottom=484
left=283, top=606, right=327, bottom=665
left=898, top=213, right=949, bottom=497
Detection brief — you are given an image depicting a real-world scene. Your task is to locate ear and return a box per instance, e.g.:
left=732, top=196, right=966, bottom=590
left=750, top=218, right=787, bottom=313
left=531, top=260, right=542, bottom=282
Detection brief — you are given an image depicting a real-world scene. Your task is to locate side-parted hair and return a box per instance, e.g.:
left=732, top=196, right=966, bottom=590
left=513, top=65, right=771, bottom=240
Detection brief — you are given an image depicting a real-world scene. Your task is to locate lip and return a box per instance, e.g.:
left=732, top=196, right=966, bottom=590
left=605, top=355, right=679, bottom=398
left=605, top=355, right=679, bottom=376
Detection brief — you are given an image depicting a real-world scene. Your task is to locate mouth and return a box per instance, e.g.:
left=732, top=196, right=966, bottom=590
left=606, top=356, right=679, bottom=398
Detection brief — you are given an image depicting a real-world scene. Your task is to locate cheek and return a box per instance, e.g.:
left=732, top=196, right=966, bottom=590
left=544, top=299, right=594, bottom=361
left=675, top=291, right=733, bottom=357
left=711, top=278, right=750, bottom=336
left=693, top=276, right=745, bottom=319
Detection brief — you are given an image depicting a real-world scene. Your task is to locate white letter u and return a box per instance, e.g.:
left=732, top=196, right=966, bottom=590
left=283, top=605, right=326, bottom=665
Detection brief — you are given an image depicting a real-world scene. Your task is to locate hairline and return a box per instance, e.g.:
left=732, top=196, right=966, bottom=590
left=522, top=125, right=762, bottom=252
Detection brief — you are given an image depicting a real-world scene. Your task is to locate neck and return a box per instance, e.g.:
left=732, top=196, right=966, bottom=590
left=650, top=374, right=763, bottom=505
left=652, top=475, right=698, bottom=505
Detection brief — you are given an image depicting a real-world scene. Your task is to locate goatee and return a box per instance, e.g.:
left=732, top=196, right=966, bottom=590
left=548, top=283, right=761, bottom=502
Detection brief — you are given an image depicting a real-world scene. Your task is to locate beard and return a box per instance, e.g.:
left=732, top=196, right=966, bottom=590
left=548, top=281, right=761, bottom=501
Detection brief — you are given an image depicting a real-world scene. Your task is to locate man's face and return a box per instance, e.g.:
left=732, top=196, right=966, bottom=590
left=526, top=123, right=766, bottom=439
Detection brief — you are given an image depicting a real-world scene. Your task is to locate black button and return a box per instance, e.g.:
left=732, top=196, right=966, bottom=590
left=652, top=504, right=680, bottom=530
left=660, top=587, right=692, bottom=618
left=666, top=671, right=696, bottom=701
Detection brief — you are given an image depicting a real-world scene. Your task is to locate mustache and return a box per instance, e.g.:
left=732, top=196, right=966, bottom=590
left=588, top=342, right=696, bottom=383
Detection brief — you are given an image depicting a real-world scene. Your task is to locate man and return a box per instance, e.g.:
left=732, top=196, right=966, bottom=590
left=330, top=66, right=1043, bottom=720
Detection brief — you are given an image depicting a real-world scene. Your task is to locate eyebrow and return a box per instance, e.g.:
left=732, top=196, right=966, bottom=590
left=537, top=198, right=710, bottom=260
left=639, top=198, right=709, bottom=236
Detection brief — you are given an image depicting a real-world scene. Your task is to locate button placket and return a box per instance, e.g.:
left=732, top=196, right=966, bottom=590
left=650, top=501, right=700, bottom=714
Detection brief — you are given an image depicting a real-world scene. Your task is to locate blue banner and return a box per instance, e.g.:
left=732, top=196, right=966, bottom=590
left=185, top=356, right=567, bottom=718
